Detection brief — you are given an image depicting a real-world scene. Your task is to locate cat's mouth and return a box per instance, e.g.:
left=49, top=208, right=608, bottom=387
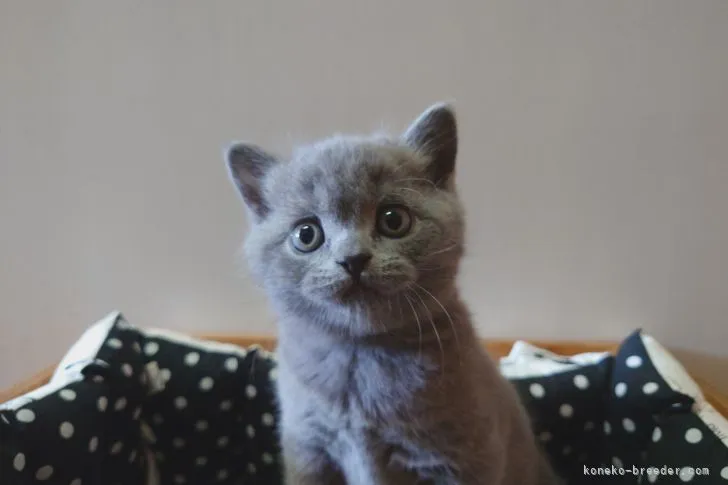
left=332, top=274, right=398, bottom=303
left=337, top=278, right=377, bottom=301
left=305, top=272, right=411, bottom=305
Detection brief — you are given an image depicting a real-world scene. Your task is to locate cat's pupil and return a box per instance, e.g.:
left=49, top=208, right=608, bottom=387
left=298, top=225, right=316, bottom=245
left=383, top=210, right=403, bottom=229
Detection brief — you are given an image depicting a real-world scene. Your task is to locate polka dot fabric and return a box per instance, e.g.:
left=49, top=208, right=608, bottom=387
left=600, top=330, right=697, bottom=483
left=502, top=346, right=614, bottom=483
left=609, top=330, right=728, bottom=484
left=139, top=330, right=282, bottom=485
left=642, top=410, right=728, bottom=484
left=0, top=313, right=147, bottom=485
left=4, top=314, right=727, bottom=485
left=610, top=330, right=694, bottom=414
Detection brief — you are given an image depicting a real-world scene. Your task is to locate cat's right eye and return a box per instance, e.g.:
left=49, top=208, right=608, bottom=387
left=290, top=220, right=325, bottom=253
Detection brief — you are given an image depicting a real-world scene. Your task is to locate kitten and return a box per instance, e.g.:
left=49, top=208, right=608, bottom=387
left=226, top=103, right=560, bottom=485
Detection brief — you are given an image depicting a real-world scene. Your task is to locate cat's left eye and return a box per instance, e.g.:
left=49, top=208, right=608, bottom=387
left=376, top=205, right=413, bottom=239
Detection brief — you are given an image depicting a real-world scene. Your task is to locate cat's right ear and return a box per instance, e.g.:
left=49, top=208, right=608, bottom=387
left=225, top=142, right=279, bottom=220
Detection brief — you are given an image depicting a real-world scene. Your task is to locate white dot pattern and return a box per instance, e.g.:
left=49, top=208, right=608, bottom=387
left=16, top=409, right=35, bottom=423
left=559, top=403, right=574, bottom=418
left=224, top=357, right=238, bottom=372
left=614, top=382, right=627, bottom=397
left=573, top=374, right=590, bottom=390
left=114, top=397, right=127, bottom=411
left=685, top=428, right=703, bottom=444
left=107, top=338, right=123, bottom=349
left=625, top=355, right=643, bottom=368
left=59, top=421, right=75, bottom=439
left=679, top=466, right=695, bottom=482
left=622, top=418, right=636, bottom=433
left=121, top=363, right=134, bottom=377
left=13, top=453, right=25, bottom=472
left=184, top=352, right=200, bottom=366
left=643, top=382, right=659, bottom=394
left=195, top=420, right=208, bottom=431
left=144, top=342, right=160, bottom=356
left=35, top=465, right=54, bottom=481
left=199, top=377, right=214, bottom=391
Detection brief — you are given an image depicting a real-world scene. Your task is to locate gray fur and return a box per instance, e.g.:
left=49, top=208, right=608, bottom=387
left=226, top=103, right=560, bottom=485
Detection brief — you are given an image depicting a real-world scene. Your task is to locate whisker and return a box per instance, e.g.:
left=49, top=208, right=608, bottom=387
left=403, top=293, right=423, bottom=360
left=393, top=177, right=438, bottom=189
left=414, top=283, right=462, bottom=365
left=428, top=244, right=460, bottom=257
left=411, top=286, right=445, bottom=375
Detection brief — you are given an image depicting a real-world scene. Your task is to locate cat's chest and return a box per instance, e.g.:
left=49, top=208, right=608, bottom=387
left=279, top=343, right=429, bottom=425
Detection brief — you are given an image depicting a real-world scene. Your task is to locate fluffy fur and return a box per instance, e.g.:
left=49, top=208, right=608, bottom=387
left=226, top=104, right=560, bottom=485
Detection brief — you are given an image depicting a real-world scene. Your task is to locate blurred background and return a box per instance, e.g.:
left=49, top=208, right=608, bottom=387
left=1, top=1, right=727, bottom=390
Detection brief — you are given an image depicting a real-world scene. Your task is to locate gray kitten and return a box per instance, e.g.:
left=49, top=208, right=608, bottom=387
left=226, top=104, right=560, bottom=485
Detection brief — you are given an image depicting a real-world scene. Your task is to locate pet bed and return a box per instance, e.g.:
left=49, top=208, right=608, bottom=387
left=1, top=311, right=727, bottom=485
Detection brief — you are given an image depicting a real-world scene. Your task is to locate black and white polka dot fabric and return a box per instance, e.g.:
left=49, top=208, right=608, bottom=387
left=601, top=330, right=696, bottom=484
left=1, top=312, right=283, bottom=485
left=500, top=341, right=614, bottom=483
left=0, top=312, right=147, bottom=485
left=608, top=330, right=728, bottom=484
left=3, top=314, right=727, bottom=485
left=501, top=332, right=728, bottom=485
left=139, top=329, right=281, bottom=485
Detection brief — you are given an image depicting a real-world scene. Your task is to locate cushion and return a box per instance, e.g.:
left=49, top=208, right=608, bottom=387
left=612, top=331, right=728, bottom=484
left=1, top=311, right=283, bottom=485
left=2, top=313, right=727, bottom=485
left=0, top=312, right=148, bottom=485
left=598, top=330, right=697, bottom=484
left=500, top=340, right=615, bottom=483
left=138, top=328, right=281, bottom=485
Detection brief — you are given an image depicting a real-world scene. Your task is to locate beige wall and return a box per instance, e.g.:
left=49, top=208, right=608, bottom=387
left=1, top=1, right=727, bottom=390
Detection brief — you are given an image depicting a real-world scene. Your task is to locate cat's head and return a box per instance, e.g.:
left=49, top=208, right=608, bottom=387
left=226, top=103, right=464, bottom=336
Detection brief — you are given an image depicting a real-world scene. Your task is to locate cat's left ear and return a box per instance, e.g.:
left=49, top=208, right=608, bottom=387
left=402, top=103, right=458, bottom=187
left=225, top=142, right=279, bottom=220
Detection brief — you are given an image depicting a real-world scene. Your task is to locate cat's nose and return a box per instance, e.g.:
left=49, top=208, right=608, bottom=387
left=338, top=253, right=372, bottom=279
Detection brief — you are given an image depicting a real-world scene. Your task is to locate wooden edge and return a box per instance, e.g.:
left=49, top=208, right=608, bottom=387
left=0, top=364, right=57, bottom=404
left=2, top=336, right=725, bottom=419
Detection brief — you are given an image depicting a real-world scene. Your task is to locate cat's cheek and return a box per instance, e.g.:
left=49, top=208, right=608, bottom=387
left=369, top=261, right=417, bottom=293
